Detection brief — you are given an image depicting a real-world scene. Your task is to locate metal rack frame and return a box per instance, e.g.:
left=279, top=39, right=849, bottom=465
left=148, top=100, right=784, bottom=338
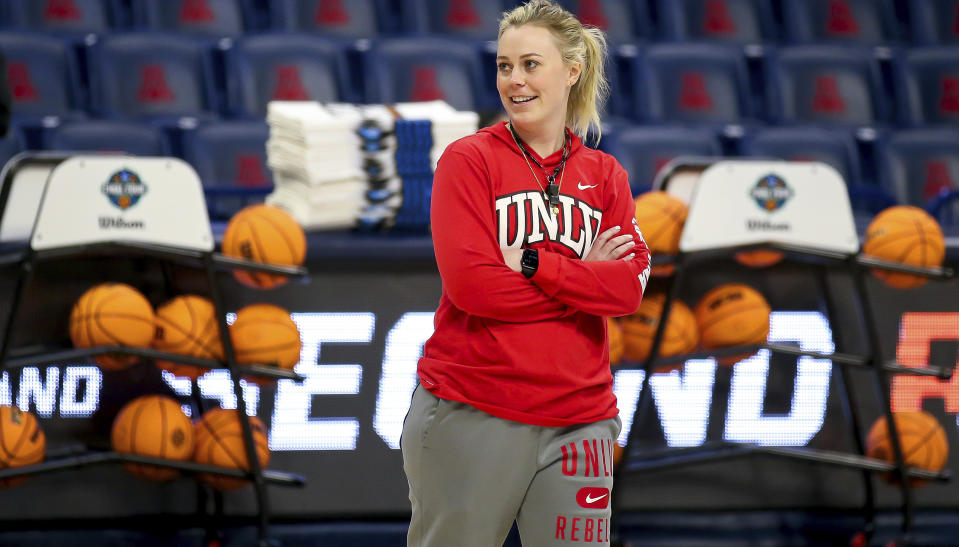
left=612, top=241, right=954, bottom=547
left=0, top=153, right=309, bottom=547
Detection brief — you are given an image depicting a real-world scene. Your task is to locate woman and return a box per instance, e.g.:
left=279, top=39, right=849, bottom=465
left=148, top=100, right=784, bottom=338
left=402, top=1, right=651, bottom=545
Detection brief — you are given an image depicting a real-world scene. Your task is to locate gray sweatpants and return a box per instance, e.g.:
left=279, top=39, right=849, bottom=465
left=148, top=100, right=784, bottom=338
left=402, top=384, right=622, bottom=546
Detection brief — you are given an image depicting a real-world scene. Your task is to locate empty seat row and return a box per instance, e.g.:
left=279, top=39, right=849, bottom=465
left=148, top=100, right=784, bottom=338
left=0, top=31, right=493, bottom=123
left=3, top=0, right=958, bottom=45
left=4, top=32, right=956, bottom=130
left=39, top=119, right=270, bottom=192
left=0, top=0, right=523, bottom=38
left=625, top=43, right=959, bottom=128
left=1, top=119, right=955, bottom=226
left=600, top=124, right=959, bottom=215
left=0, top=119, right=271, bottom=220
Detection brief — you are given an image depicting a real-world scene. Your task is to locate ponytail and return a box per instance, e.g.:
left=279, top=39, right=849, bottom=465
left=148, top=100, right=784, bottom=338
left=567, top=25, right=608, bottom=142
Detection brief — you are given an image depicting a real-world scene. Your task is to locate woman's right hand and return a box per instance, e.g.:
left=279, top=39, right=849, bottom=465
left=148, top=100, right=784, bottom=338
left=584, top=226, right=636, bottom=262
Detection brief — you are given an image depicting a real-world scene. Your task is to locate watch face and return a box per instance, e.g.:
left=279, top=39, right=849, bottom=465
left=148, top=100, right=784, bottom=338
left=522, top=249, right=538, bottom=274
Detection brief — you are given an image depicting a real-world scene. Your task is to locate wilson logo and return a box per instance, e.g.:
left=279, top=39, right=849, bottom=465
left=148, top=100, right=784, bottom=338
left=98, top=217, right=145, bottom=229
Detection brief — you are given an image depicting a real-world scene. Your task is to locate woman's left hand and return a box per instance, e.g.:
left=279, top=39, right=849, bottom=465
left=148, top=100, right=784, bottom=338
left=585, top=226, right=636, bottom=262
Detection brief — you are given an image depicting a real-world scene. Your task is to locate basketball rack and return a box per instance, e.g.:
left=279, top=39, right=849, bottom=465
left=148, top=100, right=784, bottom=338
left=611, top=159, right=955, bottom=547
left=0, top=153, right=309, bottom=547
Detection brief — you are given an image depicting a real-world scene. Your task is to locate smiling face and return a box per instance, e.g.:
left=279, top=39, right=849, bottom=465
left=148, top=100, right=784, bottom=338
left=497, top=24, right=580, bottom=136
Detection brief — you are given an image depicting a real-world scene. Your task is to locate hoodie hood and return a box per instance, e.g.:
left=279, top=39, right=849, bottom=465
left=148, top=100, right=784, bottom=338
left=481, top=121, right=584, bottom=169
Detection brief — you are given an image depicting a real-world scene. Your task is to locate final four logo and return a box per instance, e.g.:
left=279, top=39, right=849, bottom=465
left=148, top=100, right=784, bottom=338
left=101, top=169, right=147, bottom=210
left=750, top=174, right=793, bottom=212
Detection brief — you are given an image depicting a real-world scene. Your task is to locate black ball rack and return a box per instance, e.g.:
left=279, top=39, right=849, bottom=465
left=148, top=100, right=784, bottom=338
left=0, top=153, right=309, bottom=547
left=611, top=239, right=954, bottom=547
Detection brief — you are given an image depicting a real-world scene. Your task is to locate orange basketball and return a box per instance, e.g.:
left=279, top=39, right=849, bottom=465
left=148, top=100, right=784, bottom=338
left=193, top=408, right=270, bottom=490
left=735, top=250, right=784, bottom=268
left=866, top=411, right=949, bottom=485
left=111, top=395, right=194, bottom=482
left=0, top=406, right=45, bottom=487
left=69, top=283, right=156, bottom=370
left=222, top=204, right=307, bottom=289
left=620, top=294, right=698, bottom=371
left=229, top=304, right=301, bottom=384
left=695, top=283, right=771, bottom=365
left=607, top=318, right=624, bottom=366
left=153, top=295, right=224, bottom=381
left=862, top=206, right=945, bottom=289
left=633, top=191, right=687, bottom=277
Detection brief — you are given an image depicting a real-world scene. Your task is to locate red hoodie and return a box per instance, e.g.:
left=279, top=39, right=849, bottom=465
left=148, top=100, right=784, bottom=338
left=418, top=121, right=651, bottom=427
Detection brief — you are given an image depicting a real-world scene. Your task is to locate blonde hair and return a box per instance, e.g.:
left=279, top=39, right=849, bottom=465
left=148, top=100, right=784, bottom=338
left=498, top=0, right=609, bottom=142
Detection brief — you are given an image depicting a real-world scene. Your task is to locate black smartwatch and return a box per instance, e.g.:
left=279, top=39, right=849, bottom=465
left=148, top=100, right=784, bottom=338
left=520, top=248, right=539, bottom=279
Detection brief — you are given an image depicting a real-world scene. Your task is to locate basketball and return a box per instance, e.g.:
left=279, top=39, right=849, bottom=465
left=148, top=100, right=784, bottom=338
left=222, top=204, right=307, bottom=289
left=633, top=191, right=687, bottom=276
left=153, top=295, right=224, bottom=381
left=735, top=250, right=784, bottom=268
left=194, top=408, right=270, bottom=490
left=229, top=304, right=302, bottom=382
left=862, top=206, right=945, bottom=289
left=620, top=293, right=698, bottom=370
left=111, top=395, right=194, bottom=482
left=0, top=406, right=45, bottom=487
left=69, top=283, right=156, bottom=370
left=866, top=411, right=949, bottom=485
left=695, top=283, right=771, bottom=365
left=608, top=318, right=623, bottom=366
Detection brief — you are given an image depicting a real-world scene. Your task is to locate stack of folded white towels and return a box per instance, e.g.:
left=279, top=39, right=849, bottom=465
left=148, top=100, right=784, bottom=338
left=264, top=100, right=478, bottom=231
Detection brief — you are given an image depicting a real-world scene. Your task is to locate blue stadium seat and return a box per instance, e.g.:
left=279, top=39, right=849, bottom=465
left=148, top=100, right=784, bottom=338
left=846, top=182, right=899, bottom=224
left=269, top=0, right=397, bottom=37
left=877, top=129, right=959, bottom=207
left=599, top=124, right=722, bottom=195
left=86, top=33, right=219, bottom=120
left=43, top=120, right=170, bottom=155
left=893, top=47, right=959, bottom=127
left=130, top=0, right=254, bottom=37
left=626, top=43, right=754, bottom=125
left=764, top=45, right=888, bottom=127
left=0, top=127, right=25, bottom=172
left=738, top=126, right=862, bottom=186
left=400, top=0, right=516, bottom=39
left=907, top=0, right=959, bottom=45
left=780, top=0, right=899, bottom=45
left=557, top=0, right=649, bottom=43
left=225, top=34, right=352, bottom=118
left=181, top=120, right=272, bottom=220
left=926, top=190, right=959, bottom=235
left=0, top=0, right=121, bottom=34
left=0, top=32, right=85, bottom=122
left=602, top=49, right=628, bottom=118
left=363, top=37, right=488, bottom=111
left=657, top=0, right=777, bottom=44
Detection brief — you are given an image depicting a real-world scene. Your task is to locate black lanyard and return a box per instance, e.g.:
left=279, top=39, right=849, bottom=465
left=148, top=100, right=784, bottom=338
left=508, top=123, right=571, bottom=208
